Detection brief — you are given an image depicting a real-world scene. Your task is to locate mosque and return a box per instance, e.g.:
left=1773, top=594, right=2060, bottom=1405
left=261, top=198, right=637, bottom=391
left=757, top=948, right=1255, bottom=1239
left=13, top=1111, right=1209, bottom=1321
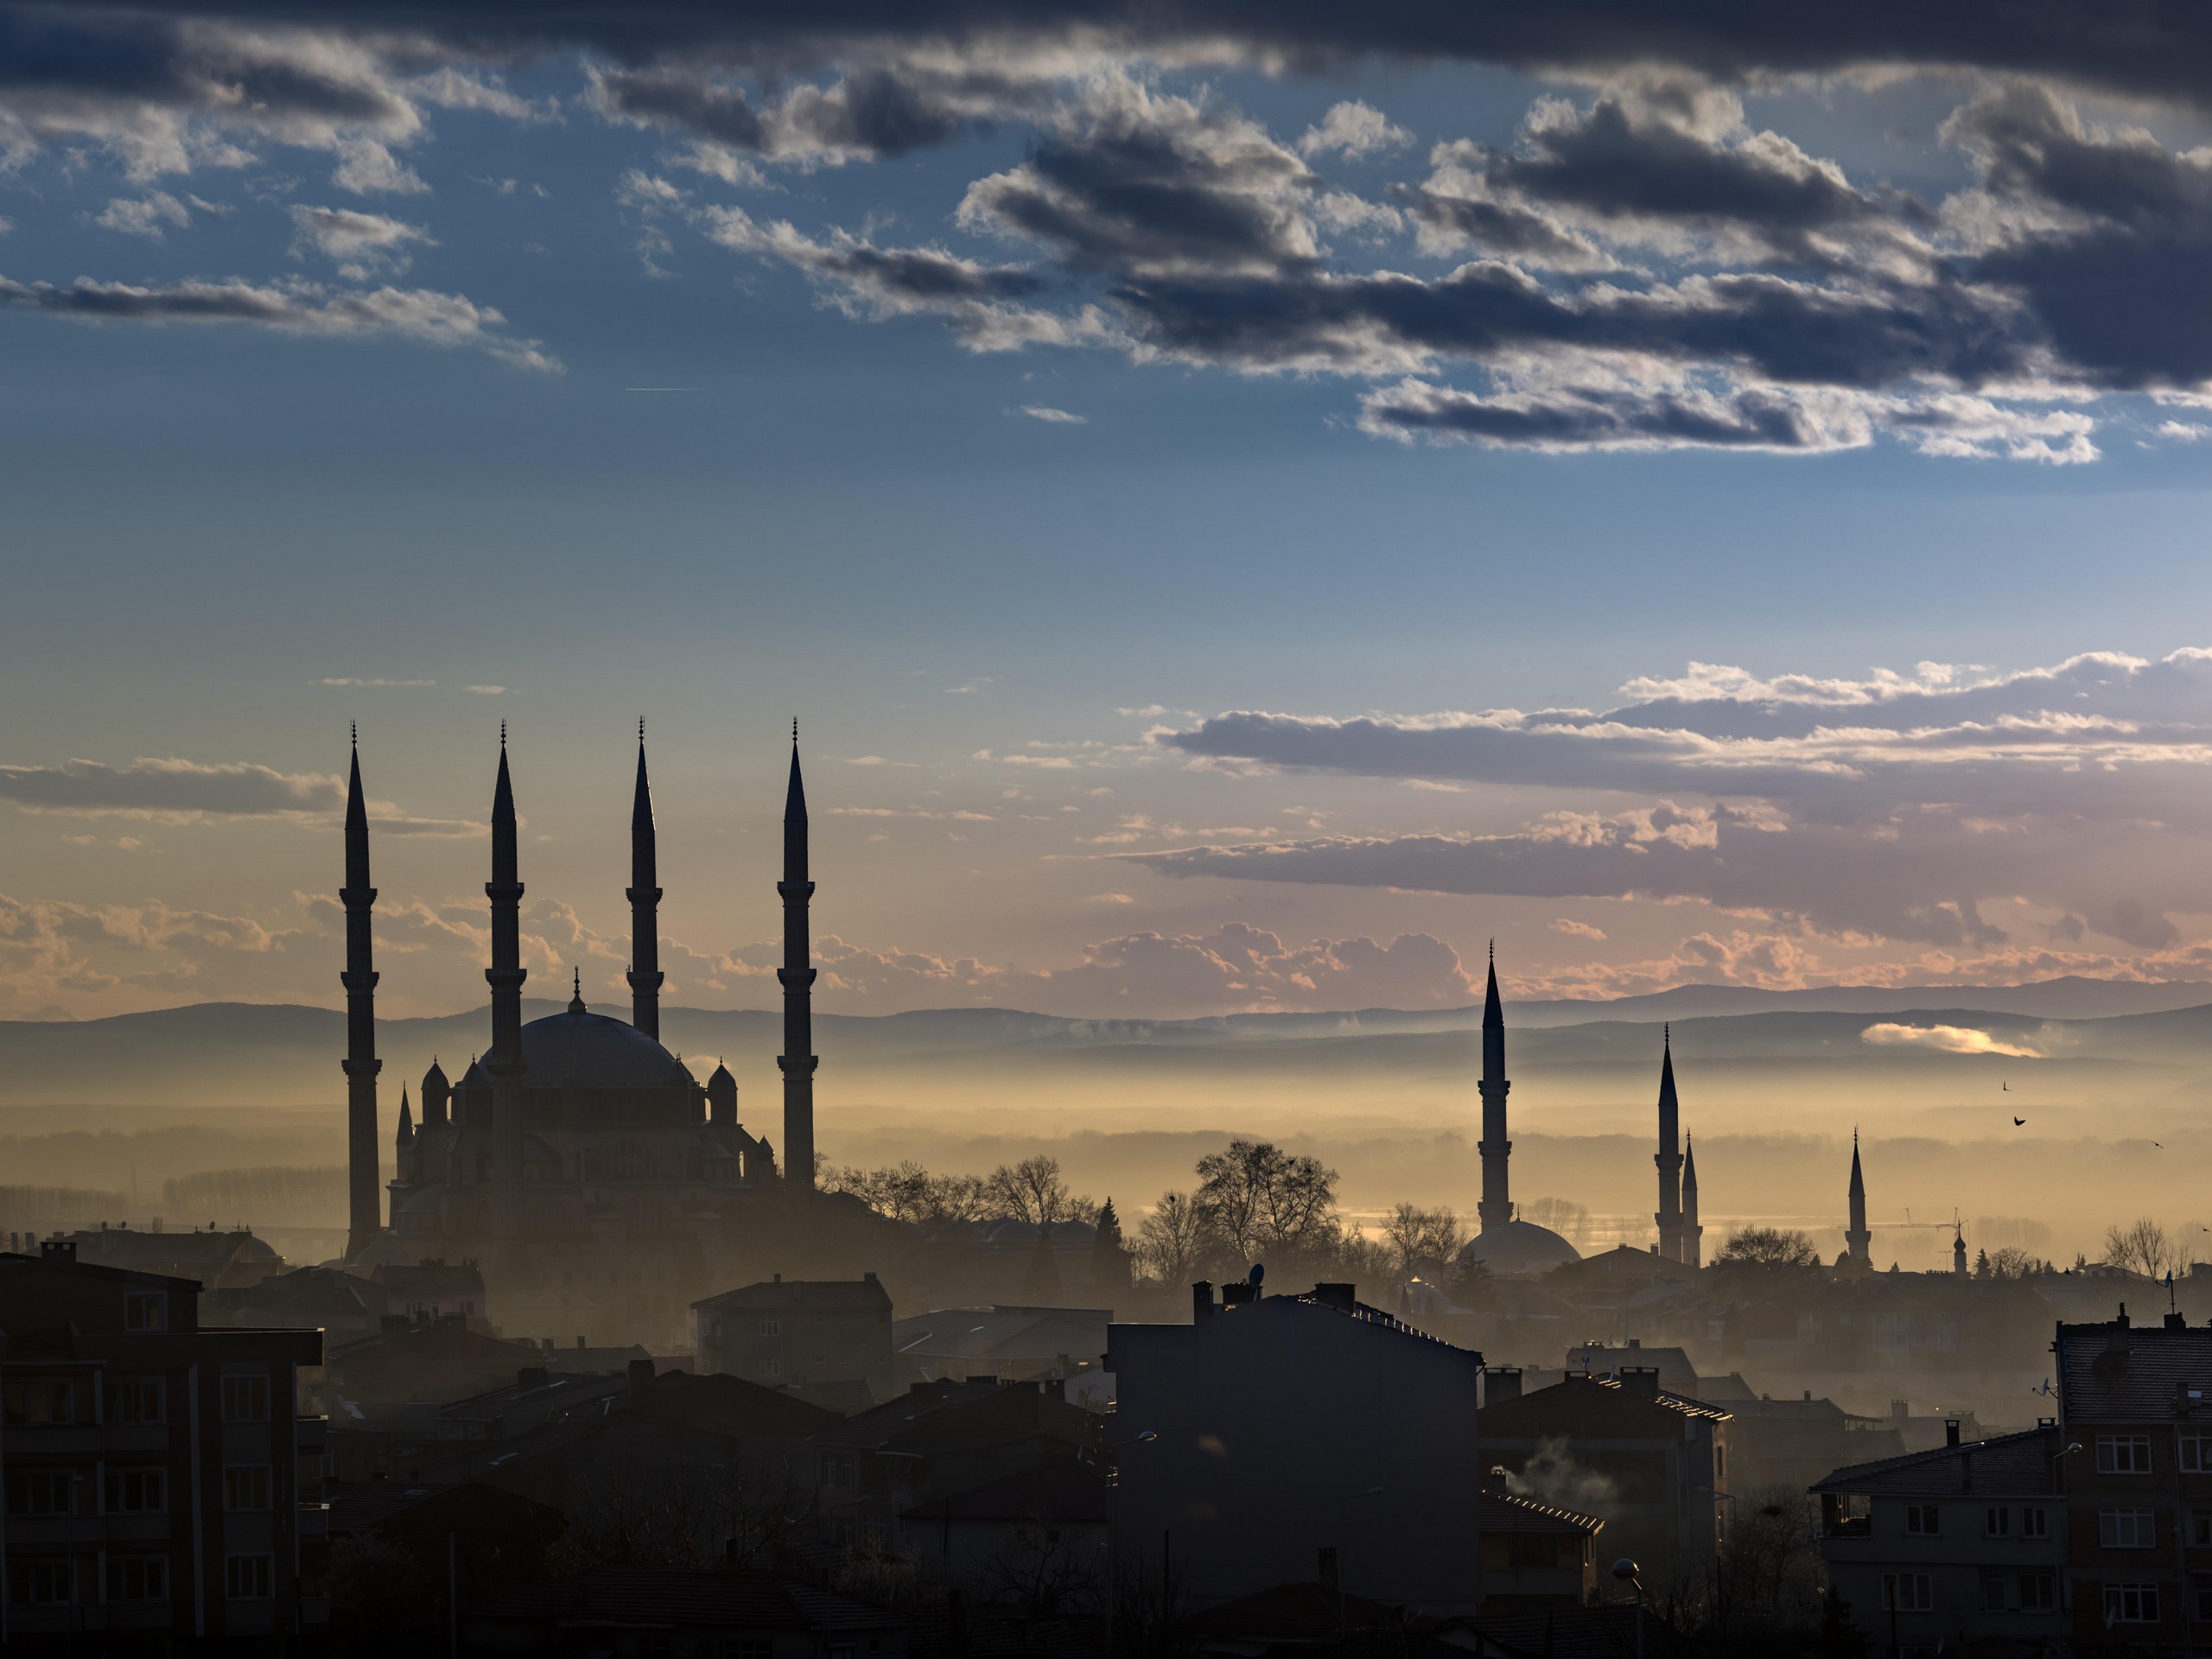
left=337, top=725, right=830, bottom=1342
left=1455, top=950, right=1704, bottom=1276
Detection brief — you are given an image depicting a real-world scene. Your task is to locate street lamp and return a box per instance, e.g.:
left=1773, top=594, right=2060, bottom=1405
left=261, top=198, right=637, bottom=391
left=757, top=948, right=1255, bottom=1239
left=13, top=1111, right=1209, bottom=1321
left=1611, top=1558, right=1645, bottom=1659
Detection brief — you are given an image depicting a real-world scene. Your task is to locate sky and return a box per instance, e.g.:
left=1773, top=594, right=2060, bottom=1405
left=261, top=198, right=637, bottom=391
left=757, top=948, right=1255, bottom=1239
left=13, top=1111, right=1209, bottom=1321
left=11, top=3, right=2212, bottom=1020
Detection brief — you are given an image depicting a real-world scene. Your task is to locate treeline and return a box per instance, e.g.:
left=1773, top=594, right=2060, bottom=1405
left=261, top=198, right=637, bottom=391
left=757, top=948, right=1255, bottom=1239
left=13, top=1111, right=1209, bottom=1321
left=827, top=1139, right=1481, bottom=1300
left=0, top=1186, right=126, bottom=1235
left=161, top=1166, right=347, bottom=1227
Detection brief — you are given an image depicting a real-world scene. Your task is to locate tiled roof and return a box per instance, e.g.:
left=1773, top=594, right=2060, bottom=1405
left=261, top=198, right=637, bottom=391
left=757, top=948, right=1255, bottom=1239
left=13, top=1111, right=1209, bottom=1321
left=1481, top=1373, right=1730, bottom=1434
left=1481, top=1486, right=1602, bottom=1535
left=696, top=1277, right=891, bottom=1313
left=816, top=1379, right=1092, bottom=1454
left=1809, top=1427, right=2058, bottom=1496
left=893, top=1306, right=1111, bottom=1364
left=2056, top=1318, right=2212, bottom=1421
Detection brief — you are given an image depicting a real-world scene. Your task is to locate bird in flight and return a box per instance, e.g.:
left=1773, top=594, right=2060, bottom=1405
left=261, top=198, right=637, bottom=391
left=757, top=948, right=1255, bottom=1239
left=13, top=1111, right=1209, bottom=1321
left=2002, top=1081, right=2009, bottom=1091
left=2013, top=1116, right=2026, bottom=1127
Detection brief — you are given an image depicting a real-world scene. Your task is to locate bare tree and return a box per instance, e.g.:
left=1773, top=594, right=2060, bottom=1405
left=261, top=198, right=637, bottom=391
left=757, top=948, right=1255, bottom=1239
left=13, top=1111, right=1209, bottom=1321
left=977, top=1515, right=1107, bottom=1617
left=2103, top=1217, right=2183, bottom=1280
left=1715, top=1226, right=1821, bottom=1270
left=558, top=1452, right=808, bottom=1570
left=1192, top=1139, right=1338, bottom=1262
left=986, top=1155, right=1090, bottom=1225
left=1135, top=1191, right=1213, bottom=1288
left=1520, top=1195, right=1592, bottom=1248
left=1383, top=1203, right=1466, bottom=1276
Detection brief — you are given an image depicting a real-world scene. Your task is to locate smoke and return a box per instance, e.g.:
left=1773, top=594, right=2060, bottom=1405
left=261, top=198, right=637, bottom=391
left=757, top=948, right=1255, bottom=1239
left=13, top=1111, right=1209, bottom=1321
left=1860, top=1022, right=2042, bottom=1058
left=1503, top=1436, right=1618, bottom=1518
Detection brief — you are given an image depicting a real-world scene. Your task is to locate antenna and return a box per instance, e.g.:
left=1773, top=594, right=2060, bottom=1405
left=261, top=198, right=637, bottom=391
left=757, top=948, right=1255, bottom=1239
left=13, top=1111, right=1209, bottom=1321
left=500, top=720, right=507, bottom=747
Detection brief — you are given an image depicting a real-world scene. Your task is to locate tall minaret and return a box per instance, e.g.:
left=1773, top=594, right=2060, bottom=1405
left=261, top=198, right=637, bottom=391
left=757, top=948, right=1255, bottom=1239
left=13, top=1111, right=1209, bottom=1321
left=778, top=723, right=818, bottom=1191
left=486, top=728, right=528, bottom=1235
left=1655, top=1026, right=1684, bottom=1262
left=626, top=721, right=664, bottom=1042
left=1681, top=1134, right=1702, bottom=1269
left=1476, top=944, right=1512, bottom=1234
left=1845, top=1129, right=1872, bottom=1266
left=340, top=728, right=383, bottom=1262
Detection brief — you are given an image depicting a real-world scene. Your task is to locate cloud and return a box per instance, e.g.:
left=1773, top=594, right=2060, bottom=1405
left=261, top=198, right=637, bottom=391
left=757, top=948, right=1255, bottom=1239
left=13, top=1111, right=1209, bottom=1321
left=331, top=137, right=429, bottom=195
left=93, top=192, right=193, bottom=238
left=315, top=677, right=434, bottom=687
left=1298, top=101, right=1412, bottom=162
left=289, top=204, right=435, bottom=276
left=1014, top=403, right=1084, bottom=423
left=463, top=684, right=506, bottom=696
left=1861, top=1022, right=2042, bottom=1059
left=0, top=273, right=558, bottom=371
left=1549, top=918, right=1606, bottom=940
left=0, top=758, right=343, bottom=820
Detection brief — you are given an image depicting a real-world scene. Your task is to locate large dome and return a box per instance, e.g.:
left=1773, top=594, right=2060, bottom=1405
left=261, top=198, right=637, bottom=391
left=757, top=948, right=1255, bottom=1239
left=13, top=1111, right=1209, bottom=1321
left=518, top=1007, right=691, bottom=1090
left=1457, top=1219, right=1582, bottom=1276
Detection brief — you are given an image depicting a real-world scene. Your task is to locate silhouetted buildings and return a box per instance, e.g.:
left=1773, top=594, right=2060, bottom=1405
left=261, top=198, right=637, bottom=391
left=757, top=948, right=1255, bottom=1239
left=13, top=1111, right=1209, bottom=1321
left=1109, top=1280, right=1486, bottom=1616
left=0, top=1238, right=323, bottom=1644
left=888, top=1303, right=1114, bottom=1392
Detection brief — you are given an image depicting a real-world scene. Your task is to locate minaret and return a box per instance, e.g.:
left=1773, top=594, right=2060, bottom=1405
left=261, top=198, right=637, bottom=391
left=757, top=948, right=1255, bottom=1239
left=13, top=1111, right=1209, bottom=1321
left=1476, top=944, right=1512, bottom=1233
left=1845, top=1130, right=1872, bottom=1266
left=1655, top=1026, right=1684, bottom=1262
left=626, top=721, right=665, bottom=1042
left=778, top=723, right=818, bottom=1191
left=1681, top=1135, right=1702, bottom=1269
left=340, top=728, right=383, bottom=1262
left=486, top=728, right=528, bottom=1235
left=395, top=1086, right=414, bottom=1153
left=1953, top=1219, right=1967, bottom=1277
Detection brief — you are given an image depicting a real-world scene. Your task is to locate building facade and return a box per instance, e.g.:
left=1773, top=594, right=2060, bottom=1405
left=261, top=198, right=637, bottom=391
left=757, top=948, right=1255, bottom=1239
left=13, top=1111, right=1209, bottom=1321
left=695, top=1274, right=895, bottom=1404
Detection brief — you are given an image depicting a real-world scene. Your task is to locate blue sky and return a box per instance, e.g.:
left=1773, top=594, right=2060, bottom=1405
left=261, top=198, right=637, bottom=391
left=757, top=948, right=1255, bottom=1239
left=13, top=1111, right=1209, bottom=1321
left=10, top=4, right=2212, bottom=1019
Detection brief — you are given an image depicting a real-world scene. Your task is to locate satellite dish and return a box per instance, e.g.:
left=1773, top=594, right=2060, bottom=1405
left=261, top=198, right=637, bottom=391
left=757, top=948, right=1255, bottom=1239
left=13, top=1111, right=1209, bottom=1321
left=1248, top=1263, right=1265, bottom=1287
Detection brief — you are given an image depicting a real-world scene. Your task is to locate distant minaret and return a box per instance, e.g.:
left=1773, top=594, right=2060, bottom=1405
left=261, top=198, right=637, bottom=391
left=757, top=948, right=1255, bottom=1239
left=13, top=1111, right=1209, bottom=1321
left=1655, top=1026, right=1684, bottom=1262
left=1681, top=1134, right=1702, bottom=1269
left=486, top=728, right=528, bottom=1235
left=1845, top=1130, right=1872, bottom=1266
left=626, top=721, right=665, bottom=1042
left=778, top=724, right=818, bottom=1191
left=1953, top=1219, right=1968, bottom=1277
left=340, top=728, right=383, bottom=1262
left=1476, top=944, right=1512, bottom=1233
left=395, top=1085, right=414, bottom=1154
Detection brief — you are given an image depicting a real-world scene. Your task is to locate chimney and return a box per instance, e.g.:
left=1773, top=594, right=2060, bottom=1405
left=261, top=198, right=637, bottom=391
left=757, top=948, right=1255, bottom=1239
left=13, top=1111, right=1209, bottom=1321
left=2166, top=1312, right=2187, bottom=1330
left=1627, top=1338, right=1641, bottom=1350
left=863, top=1270, right=878, bottom=1285
left=1485, top=1367, right=1522, bottom=1405
left=2118, top=1303, right=2130, bottom=1328
left=1945, top=1419, right=1961, bottom=1447
left=1621, top=1366, right=1660, bottom=1400
left=37, top=1240, right=74, bottom=1264
left=1891, top=1399, right=1909, bottom=1421
left=1192, top=1281, right=1215, bottom=1323
left=517, top=1366, right=548, bottom=1392
left=627, top=1358, right=655, bottom=1397
left=1318, top=1548, right=1340, bottom=1592
left=1220, top=1281, right=1255, bottom=1308
left=1311, top=1282, right=1356, bottom=1313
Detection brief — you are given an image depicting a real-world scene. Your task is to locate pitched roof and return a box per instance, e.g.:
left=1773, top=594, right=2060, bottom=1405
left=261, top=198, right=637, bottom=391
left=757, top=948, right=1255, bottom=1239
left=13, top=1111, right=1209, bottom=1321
left=695, top=1276, right=891, bottom=1313
left=2056, top=1317, right=2212, bottom=1421
left=900, top=1458, right=1108, bottom=1524
left=815, top=1377, right=1090, bottom=1452
left=893, top=1305, right=1112, bottom=1365
left=1809, top=1427, right=2059, bottom=1497
left=1480, top=1373, right=1730, bottom=1436
left=628, top=1371, right=844, bottom=1437
left=1480, top=1487, right=1602, bottom=1536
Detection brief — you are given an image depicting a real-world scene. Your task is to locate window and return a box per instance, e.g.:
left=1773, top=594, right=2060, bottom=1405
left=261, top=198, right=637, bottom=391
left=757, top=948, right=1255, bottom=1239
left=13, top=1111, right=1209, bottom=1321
left=762, top=1357, right=782, bottom=1377
left=3, top=1379, right=73, bottom=1426
left=105, top=1379, right=164, bottom=1423
left=105, top=1556, right=168, bottom=1604
left=2098, top=1435, right=2153, bottom=1474
left=6, top=1470, right=74, bottom=1516
left=220, top=1375, right=270, bottom=1422
left=2183, top=1434, right=2212, bottom=1472
left=222, top=1465, right=271, bottom=1511
left=2101, top=1509, right=2158, bottom=1549
left=823, top=1454, right=857, bottom=1487
left=760, top=1319, right=781, bottom=1337
left=2022, top=1571, right=2058, bottom=1613
left=10, top=1561, right=72, bottom=1605
left=1881, top=1574, right=1934, bottom=1613
left=224, top=1555, right=272, bottom=1600
left=2195, top=1510, right=2212, bottom=1548
left=105, top=1467, right=167, bottom=1514
left=2104, top=1582, right=2160, bottom=1624
left=1904, top=1503, right=1940, bottom=1535
left=1981, top=1576, right=2009, bottom=1613
left=1986, top=1505, right=2012, bottom=1536
left=124, top=1292, right=166, bottom=1332
left=2023, top=1505, right=2050, bottom=1540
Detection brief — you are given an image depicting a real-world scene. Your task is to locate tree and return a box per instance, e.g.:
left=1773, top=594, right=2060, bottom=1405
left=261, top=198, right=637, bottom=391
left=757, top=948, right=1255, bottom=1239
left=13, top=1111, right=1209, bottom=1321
left=1984, top=1246, right=2039, bottom=1280
left=1134, top=1191, right=1213, bottom=1288
left=1520, top=1196, right=1592, bottom=1248
left=1092, top=1198, right=1133, bottom=1298
left=986, top=1155, right=1090, bottom=1225
left=1383, top=1203, right=1466, bottom=1277
left=1192, top=1139, right=1338, bottom=1263
left=1716, top=1226, right=1821, bottom=1270
left=2103, top=1217, right=2183, bottom=1280
left=979, top=1514, right=1106, bottom=1617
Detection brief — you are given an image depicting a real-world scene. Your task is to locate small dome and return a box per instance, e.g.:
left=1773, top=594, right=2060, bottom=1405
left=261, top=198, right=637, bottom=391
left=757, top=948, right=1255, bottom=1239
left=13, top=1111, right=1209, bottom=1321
left=423, top=1057, right=448, bottom=1089
left=708, top=1060, right=734, bottom=1087
left=1457, top=1219, right=1582, bottom=1276
left=516, top=1007, right=690, bottom=1090
left=983, top=1218, right=1040, bottom=1244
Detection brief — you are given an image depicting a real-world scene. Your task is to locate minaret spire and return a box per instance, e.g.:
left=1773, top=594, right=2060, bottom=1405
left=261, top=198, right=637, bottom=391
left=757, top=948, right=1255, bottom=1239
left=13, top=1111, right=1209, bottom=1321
left=626, top=720, right=665, bottom=1041
left=778, top=724, right=818, bottom=1191
left=1655, top=1025, right=1684, bottom=1262
left=340, top=730, right=383, bottom=1262
left=1681, top=1134, right=1701, bottom=1269
left=1476, top=940, right=1512, bottom=1233
left=486, top=734, right=527, bottom=1236
left=1844, top=1128, right=1872, bottom=1267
